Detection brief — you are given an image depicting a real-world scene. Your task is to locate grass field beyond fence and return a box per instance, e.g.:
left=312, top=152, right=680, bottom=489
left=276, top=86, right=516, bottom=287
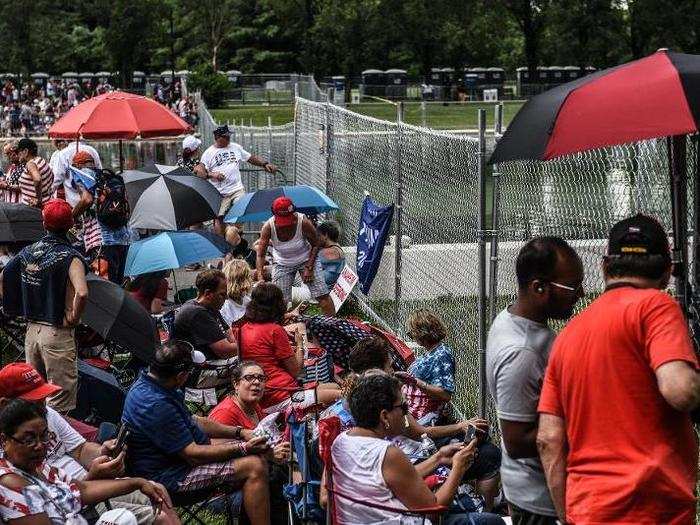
left=212, top=101, right=523, bottom=130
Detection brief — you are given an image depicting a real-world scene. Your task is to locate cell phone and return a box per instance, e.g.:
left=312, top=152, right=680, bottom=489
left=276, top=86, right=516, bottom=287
left=111, top=425, right=130, bottom=458
left=464, top=425, right=477, bottom=443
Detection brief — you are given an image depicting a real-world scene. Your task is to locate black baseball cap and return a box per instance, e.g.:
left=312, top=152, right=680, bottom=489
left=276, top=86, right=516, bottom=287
left=213, top=125, right=230, bottom=138
left=607, top=214, right=669, bottom=257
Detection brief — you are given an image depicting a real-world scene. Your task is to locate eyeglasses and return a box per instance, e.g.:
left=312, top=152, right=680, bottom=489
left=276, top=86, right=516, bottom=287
left=392, top=401, right=409, bottom=415
left=241, top=374, right=267, bottom=383
left=549, top=281, right=584, bottom=294
left=8, top=430, right=51, bottom=447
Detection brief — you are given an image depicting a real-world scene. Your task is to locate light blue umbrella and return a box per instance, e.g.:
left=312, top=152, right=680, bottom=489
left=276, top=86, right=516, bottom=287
left=224, top=185, right=339, bottom=223
left=124, top=231, right=229, bottom=276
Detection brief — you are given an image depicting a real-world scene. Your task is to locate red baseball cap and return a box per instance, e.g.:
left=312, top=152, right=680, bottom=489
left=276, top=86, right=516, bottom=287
left=272, top=196, right=296, bottom=227
left=42, top=199, right=74, bottom=232
left=0, top=363, right=62, bottom=401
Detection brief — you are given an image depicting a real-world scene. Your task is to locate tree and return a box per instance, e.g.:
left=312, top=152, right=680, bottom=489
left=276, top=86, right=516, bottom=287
left=104, top=0, right=162, bottom=87
left=497, top=0, right=550, bottom=73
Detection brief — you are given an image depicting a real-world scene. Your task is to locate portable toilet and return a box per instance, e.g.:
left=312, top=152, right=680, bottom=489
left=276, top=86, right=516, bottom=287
left=429, top=68, right=444, bottom=85
left=226, top=70, right=242, bottom=88
left=30, top=72, right=49, bottom=88
left=95, top=71, right=112, bottom=83
left=487, top=67, right=505, bottom=85
left=62, top=72, right=79, bottom=83
left=585, top=66, right=597, bottom=76
left=160, top=70, right=173, bottom=84
left=469, top=67, right=487, bottom=85
left=442, top=67, right=455, bottom=85
left=361, top=69, right=386, bottom=97
left=536, top=66, right=549, bottom=83
left=332, top=75, right=346, bottom=105
left=563, top=66, right=581, bottom=81
left=384, top=69, right=407, bottom=99
left=548, top=66, right=565, bottom=85
left=79, top=72, right=94, bottom=88
left=176, top=70, right=190, bottom=82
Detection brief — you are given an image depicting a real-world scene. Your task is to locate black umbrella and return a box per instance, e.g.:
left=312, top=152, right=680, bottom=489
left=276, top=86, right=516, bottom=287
left=0, top=203, right=44, bottom=243
left=141, top=162, right=192, bottom=177
left=122, top=170, right=222, bottom=230
left=81, top=274, right=157, bottom=363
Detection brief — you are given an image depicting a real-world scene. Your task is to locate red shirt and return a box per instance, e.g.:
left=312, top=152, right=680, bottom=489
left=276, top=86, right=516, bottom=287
left=130, top=279, right=168, bottom=313
left=538, top=287, right=698, bottom=525
left=209, top=396, right=263, bottom=429
left=239, top=322, right=296, bottom=408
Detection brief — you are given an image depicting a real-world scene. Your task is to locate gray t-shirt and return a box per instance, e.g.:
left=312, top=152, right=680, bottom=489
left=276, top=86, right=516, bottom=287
left=486, top=308, right=557, bottom=516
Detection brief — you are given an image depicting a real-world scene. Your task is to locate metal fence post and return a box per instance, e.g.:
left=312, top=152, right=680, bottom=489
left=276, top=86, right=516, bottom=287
left=421, top=101, right=427, bottom=127
left=489, top=103, right=504, bottom=322
left=394, top=102, right=404, bottom=330
left=477, top=108, right=488, bottom=419
left=267, top=116, right=274, bottom=187
left=324, top=100, right=333, bottom=197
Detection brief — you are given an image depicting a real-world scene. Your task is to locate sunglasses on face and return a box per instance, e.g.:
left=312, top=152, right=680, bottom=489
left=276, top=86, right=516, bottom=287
left=392, top=401, right=409, bottom=415
left=8, top=429, right=51, bottom=447
left=241, top=374, right=267, bottom=383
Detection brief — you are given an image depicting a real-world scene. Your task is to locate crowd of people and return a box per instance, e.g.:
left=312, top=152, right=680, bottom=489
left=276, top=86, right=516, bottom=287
left=0, top=77, right=197, bottom=137
left=0, top=116, right=697, bottom=525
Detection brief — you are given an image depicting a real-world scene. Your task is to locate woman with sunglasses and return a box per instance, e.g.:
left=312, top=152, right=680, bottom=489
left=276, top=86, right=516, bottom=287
left=0, top=399, right=180, bottom=524
left=209, top=361, right=291, bottom=464
left=330, top=374, right=492, bottom=525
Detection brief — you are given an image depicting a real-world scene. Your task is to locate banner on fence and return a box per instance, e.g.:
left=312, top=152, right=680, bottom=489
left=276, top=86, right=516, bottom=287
left=329, top=264, right=359, bottom=311
left=356, top=195, right=394, bottom=294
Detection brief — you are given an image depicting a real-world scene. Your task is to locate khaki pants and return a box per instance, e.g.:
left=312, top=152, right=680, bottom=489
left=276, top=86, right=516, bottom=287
left=25, top=322, right=77, bottom=413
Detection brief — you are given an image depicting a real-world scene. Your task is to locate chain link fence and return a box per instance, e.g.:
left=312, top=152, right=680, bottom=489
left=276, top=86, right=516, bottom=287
left=198, top=86, right=697, bottom=421
left=493, top=137, right=697, bottom=314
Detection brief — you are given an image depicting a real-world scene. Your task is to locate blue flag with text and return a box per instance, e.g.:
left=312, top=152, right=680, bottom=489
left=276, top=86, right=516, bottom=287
left=356, top=195, right=394, bottom=295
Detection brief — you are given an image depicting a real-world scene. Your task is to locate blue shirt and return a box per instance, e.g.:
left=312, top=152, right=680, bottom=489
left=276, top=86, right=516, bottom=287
left=408, top=342, right=456, bottom=393
left=122, top=372, right=209, bottom=490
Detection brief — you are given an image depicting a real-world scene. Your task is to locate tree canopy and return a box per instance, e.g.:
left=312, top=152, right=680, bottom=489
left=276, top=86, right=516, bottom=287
left=0, top=0, right=696, bottom=82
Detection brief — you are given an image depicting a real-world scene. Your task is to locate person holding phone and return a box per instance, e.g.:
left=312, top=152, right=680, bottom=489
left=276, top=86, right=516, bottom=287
left=0, top=399, right=180, bottom=525
left=326, top=374, right=505, bottom=525
left=0, top=362, right=174, bottom=524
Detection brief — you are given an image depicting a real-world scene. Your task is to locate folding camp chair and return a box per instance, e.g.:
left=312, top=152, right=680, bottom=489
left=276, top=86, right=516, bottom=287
left=172, top=487, right=239, bottom=525
left=283, top=409, right=325, bottom=524
left=0, top=312, right=26, bottom=364
left=318, top=415, right=446, bottom=525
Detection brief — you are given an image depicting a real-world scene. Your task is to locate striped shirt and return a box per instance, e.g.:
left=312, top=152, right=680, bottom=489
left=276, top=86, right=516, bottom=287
left=19, top=156, right=54, bottom=206
left=82, top=215, right=103, bottom=252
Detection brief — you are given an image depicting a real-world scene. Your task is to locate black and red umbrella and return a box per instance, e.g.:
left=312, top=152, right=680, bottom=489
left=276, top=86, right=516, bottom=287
left=490, top=49, right=700, bottom=163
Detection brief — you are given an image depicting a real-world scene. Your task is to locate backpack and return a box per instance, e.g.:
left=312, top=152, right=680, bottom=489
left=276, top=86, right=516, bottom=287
left=95, top=169, right=129, bottom=229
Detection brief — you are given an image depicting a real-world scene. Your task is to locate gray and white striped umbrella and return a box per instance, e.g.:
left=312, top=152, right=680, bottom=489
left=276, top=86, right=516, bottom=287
left=123, top=170, right=222, bottom=230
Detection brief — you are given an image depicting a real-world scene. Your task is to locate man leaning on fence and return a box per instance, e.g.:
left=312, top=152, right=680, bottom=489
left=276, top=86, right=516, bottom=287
left=537, top=214, right=700, bottom=525
left=0, top=199, right=88, bottom=414
left=486, top=236, right=583, bottom=525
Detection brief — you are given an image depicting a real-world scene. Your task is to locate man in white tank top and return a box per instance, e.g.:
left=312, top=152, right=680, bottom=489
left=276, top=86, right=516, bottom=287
left=256, top=197, right=335, bottom=315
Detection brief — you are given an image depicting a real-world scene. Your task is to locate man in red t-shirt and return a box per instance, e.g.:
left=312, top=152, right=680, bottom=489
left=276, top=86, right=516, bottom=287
left=537, top=214, right=700, bottom=525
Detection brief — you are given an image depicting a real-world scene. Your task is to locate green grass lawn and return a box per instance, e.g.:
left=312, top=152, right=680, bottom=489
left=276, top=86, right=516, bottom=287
left=211, top=101, right=524, bottom=130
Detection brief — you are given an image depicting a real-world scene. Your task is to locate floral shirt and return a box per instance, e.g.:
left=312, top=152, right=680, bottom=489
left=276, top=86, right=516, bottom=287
left=403, top=342, right=456, bottom=421
left=177, top=155, right=199, bottom=173
left=0, top=458, right=85, bottom=524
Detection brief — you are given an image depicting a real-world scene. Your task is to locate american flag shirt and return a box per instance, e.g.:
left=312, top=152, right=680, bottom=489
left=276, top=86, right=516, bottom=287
left=403, top=342, right=456, bottom=421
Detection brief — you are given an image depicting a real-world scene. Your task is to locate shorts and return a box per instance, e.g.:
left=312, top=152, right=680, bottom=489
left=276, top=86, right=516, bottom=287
left=272, top=258, right=329, bottom=303
left=219, top=187, right=247, bottom=218
left=95, top=490, right=155, bottom=525
left=263, top=387, right=318, bottom=414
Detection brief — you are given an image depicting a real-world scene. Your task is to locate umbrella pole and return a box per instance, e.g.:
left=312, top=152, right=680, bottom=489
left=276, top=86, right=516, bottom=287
left=668, top=135, right=689, bottom=312
left=119, top=139, right=124, bottom=173
left=171, top=269, right=179, bottom=301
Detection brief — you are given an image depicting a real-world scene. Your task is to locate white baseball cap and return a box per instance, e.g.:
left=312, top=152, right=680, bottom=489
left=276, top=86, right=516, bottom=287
left=182, top=135, right=202, bottom=152
left=96, top=508, right=138, bottom=525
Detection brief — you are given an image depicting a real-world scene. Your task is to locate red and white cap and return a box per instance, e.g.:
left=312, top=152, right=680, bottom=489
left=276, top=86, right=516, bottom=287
left=0, top=363, right=62, bottom=401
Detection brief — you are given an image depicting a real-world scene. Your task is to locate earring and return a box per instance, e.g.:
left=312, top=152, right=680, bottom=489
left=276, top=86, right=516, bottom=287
left=385, top=422, right=390, bottom=430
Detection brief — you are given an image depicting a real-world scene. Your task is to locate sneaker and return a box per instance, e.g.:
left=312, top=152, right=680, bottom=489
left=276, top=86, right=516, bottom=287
left=184, top=262, right=203, bottom=271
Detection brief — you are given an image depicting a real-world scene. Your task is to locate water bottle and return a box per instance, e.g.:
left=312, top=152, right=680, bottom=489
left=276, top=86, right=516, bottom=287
left=420, top=433, right=437, bottom=457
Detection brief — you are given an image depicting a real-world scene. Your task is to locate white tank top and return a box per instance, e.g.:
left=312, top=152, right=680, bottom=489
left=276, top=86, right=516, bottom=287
left=268, top=213, right=311, bottom=267
left=331, top=431, right=427, bottom=525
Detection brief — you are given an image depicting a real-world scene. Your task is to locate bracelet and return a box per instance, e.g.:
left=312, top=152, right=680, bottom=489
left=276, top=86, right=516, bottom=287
left=238, top=441, right=248, bottom=456
left=233, top=426, right=242, bottom=440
